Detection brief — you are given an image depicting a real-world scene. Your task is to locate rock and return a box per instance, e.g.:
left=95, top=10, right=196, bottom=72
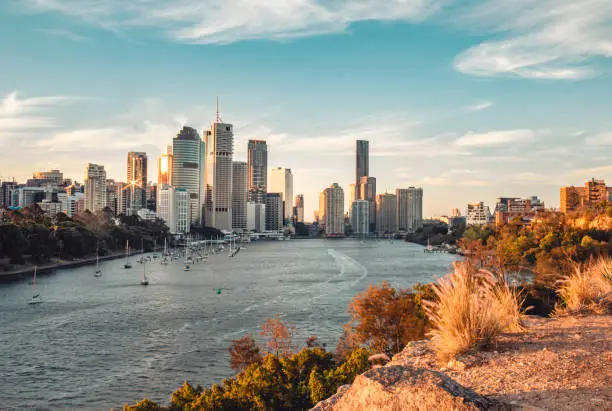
left=320, top=365, right=508, bottom=411
left=311, top=384, right=351, bottom=411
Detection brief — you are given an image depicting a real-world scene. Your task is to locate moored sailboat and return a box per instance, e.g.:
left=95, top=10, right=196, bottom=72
left=94, top=252, right=102, bottom=277
left=28, top=266, right=41, bottom=304
left=140, top=261, right=149, bottom=286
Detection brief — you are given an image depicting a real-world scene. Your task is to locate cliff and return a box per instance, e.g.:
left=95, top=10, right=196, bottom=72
left=313, top=315, right=611, bottom=410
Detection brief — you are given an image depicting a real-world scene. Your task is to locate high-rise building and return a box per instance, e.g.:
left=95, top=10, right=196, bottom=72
left=355, top=140, right=369, bottom=199
left=157, top=185, right=190, bottom=234
left=265, top=193, right=283, bottom=232
left=247, top=140, right=268, bottom=204
left=84, top=163, right=106, bottom=213
left=172, top=126, right=205, bottom=225
left=376, top=193, right=397, bottom=233
left=359, top=176, right=377, bottom=232
left=232, top=161, right=248, bottom=232
left=294, top=194, right=304, bottom=223
left=452, top=208, right=461, bottom=217
left=127, top=152, right=147, bottom=212
left=323, top=183, right=344, bottom=236
left=466, top=202, right=492, bottom=226
left=1, top=181, right=17, bottom=208
left=204, top=116, right=234, bottom=231
left=105, top=179, right=120, bottom=216
left=396, top=187, right=423, bottom=231
left=349, top=183, right=356, bottom=213
left=351, top=200, right=369, bottom=235
left=32, top=170, right=63, bottom=185
left=157, top=149, right=173, bottom=187
left=270, top=167, right=293, bottom=223
left=247, top=202, right=266, bottom=232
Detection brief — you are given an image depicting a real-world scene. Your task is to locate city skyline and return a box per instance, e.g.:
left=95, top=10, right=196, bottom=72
left=2, top=1, right=612, bottom=219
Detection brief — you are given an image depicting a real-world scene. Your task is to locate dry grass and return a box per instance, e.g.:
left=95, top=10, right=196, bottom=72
left=556, top=258, right=612, bottom=315
left=424, top=262, right=525, bottom=362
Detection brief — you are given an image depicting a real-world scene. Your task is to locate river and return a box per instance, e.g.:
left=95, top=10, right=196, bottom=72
left=0, top=238, right=456, bottom=410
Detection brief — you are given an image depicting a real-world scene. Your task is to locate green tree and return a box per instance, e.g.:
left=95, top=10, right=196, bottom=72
left=308, top=369, right=326, bottom=404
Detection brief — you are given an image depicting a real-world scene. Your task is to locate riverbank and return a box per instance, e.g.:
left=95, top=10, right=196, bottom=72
left=0, top=251, right=144, bottom=283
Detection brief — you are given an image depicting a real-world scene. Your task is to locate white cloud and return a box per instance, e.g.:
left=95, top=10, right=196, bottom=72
left=453, top=0, right=612, bottom=79
left=0, top=91, right=83, bottom=134
left=33, top=28, right=89, bottom=42
left=585, top=132, right=612, bottom=146
left=455, top=129, right=536, bottom=147
left=466, top=101, right=493, bottom=111
left=22, top=0, right=442, bottom=44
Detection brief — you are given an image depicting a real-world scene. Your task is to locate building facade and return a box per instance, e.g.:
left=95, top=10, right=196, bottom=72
left=157, top=185, right=190, bottom=234
left=265, top=193, right=283, bottom=232
left=294, top=194, right=304, bottom=223
left=376, top=193, right=397, bottom=234
left=324, top=183, right=344, bottom=236
left=204, top=121, right=234, bottom=230
left=172, top=126, right=204, bottom=225
left=158, top=149, right=173, bottom=187
left=560, top=178, right=612, bottom=213
left=355, top=140, right=369, bottom=199
left=247, top=140, right=268, bottom=204
left=270, top=167, right=293, bottom=223
left=396, top=187, right=423, bottom=231
left=359, top=176, right=377, bottom=232
left=247, top=202, right=266, bottom=232
left=232, top=161, right=248, bottom=232
left=466, top=201, right=492, bottom=226
left=84, top=163, right=107, bottom=213
left=126, top=152, right=147, bottom=212
left=351, top=200, right=369, bottom=235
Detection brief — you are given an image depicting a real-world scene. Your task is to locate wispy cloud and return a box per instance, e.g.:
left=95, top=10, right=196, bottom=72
left=0, top=91, right=83, bottom=134
left=33, top=28, right=89, bottom=42
left=22, top=0, right=443, bottom=44
left=453, top=0, right=612, bottom=79
left=585, top=132, right=612, bottom=146
left=466, top=100, right=493, bottom=112
left=455, top=129, right=536, bottom=147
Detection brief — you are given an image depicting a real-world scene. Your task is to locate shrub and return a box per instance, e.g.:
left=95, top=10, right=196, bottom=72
left=424, top=262, right=524, bottom=362
left=556, top=258, right=612, bottom=314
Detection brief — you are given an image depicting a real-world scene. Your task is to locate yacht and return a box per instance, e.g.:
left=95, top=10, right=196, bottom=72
left=28, top=266, right=42, bottom=304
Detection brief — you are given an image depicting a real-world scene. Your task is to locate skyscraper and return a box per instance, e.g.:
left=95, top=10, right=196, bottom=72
left=204, top=112, right=234, bottom=231
left=396, top=187, right=423, bottom=231
left=158, top=148, right=173, bottom=186
left=270, top=167, right=293, bottom=223
left=376, top=193, right=397, bottom=234
left=294, top=194, right=304, bottom=223
left=127, top=152, right=147, bottom=212
left=172, top=126, right=204, bottom=225
left=247, top=140, right=268, bottom=204
left=265, top=193, right=283, bottom=232
left=232, top=161, right=248, bottom=232
left=355, top=140, right=369, bottom=199
left=158, top=185, right=190, bottom=234
left=324, top=183, right=344, bottom=236
left=359, top=176, right=377, bottom=232
left=351, top=200, right=369, bottom=235
left=84, top=163, right=106, bottom=213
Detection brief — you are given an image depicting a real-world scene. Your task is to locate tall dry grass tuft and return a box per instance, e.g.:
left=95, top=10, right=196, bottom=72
left=557, top=258, right=612, bottom=314
left=424, top=262, right=525, bottom=362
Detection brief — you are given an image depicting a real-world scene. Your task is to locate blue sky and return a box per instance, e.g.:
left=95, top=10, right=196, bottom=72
left=1, top=0, right=612, bottom=219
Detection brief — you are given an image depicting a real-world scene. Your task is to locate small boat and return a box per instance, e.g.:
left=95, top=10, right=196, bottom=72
left=94, top=253, right=102, bottom=277
left=140, top=261, right=149, bottom=286
left=124, top=240, right=132, bottom=269
left=28, top=266, right=42, bottom=304
left=184, top=264, right=191, bottom=272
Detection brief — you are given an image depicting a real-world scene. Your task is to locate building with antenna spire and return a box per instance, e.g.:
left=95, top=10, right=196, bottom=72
left=204, top=98, right=234, bottom=231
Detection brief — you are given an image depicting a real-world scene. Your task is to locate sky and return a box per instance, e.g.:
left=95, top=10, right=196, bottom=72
left=1, top=0, right=612, bottom=220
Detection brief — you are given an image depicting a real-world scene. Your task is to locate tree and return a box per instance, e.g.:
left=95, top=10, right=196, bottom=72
left=346, top=281, right=425, bottom=355
left=308, top=369, right=326, bottom=404
left=122, top=398, right=162, bottom=411
left=170, top=381, right=202, bottom=410
left=260, top=314, right=295, bottom=357
left=229, top=334, right=262, bottom=372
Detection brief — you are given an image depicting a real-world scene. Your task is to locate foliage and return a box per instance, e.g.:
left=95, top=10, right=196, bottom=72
left=123, top=398, right=163, bottom=411
left=424, top=262, right=525, bottom=362
left=344, top=281, right=427, bottom=356
left=556, top=258, right=612, bottom=314
left=228, top=334, right=262, bottom=372
left=0, top=205, right=170, bottom=267
left=259, top=314, right=296, bottom=357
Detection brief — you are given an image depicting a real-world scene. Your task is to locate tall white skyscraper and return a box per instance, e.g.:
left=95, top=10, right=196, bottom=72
left=396, top=187, right=423, bottom=231
left=172, top=126, right=204, bottom=225
left=232, top=161, right=248, bottom=232
left=204, top=110, right=234, bottom=231
left=84, top=163, right=106, bottom=213
left=351, top=200, right=369, bottom=235
left=158, top=185, right=190, bottom=234
left=270, top=167, right=293, bottom=223
left=323, top=183, right=344, bottom=236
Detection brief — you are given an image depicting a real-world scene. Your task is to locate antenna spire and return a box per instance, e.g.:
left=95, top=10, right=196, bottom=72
left=216, top=96, right=220, bottom=123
